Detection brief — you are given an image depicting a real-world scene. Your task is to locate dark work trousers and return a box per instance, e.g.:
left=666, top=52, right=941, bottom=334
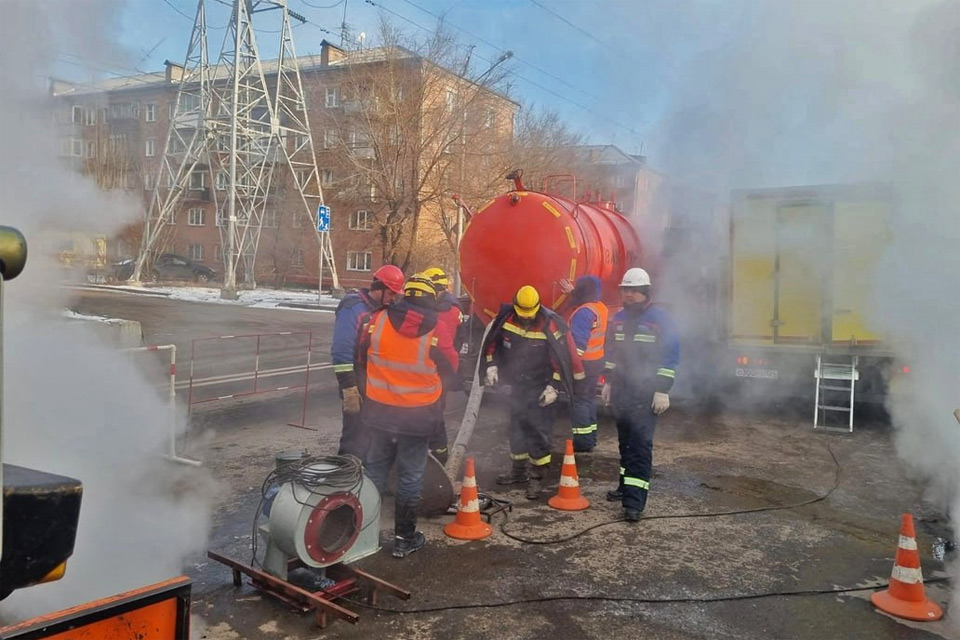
left=613, top=393, right=657, bottom=512
left=427, top=391, right=448, bottom=454
left=364, top=429, right=430, bottom=504
left=570, top=360, right=603, bottom=451
left=507, top=380, right=557, bottom=467
left=337, top=396, right=370, bottom=460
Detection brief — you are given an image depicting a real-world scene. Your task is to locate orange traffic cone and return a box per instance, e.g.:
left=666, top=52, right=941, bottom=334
left=870, top=513, right=943, bottom=621
left=548, top=439, right=590, bottom=511
left=444, top=457, right=492, bottom=540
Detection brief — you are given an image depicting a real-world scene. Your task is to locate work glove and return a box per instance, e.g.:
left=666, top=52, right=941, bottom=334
left=651, top=392, right=670, bottom=415
left=484, top=365, right=499, bottom=387
left=538, top=385, right=559, bottom=407
left=601, top=383, right=612, bottom=404
left=342, top=386, right=362, bottom=414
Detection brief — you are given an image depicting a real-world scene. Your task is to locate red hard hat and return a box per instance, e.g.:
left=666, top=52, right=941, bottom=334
left=373, top=264, right=405, bottom=294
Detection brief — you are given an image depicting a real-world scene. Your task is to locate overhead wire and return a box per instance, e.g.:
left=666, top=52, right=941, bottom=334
left=528, top=0, right=612, bottom=52
left=360, top=0, right=644, bottom=138
left=397, top=0, right=601, bottom=103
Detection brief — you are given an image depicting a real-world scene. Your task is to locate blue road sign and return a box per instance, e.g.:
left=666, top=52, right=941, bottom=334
left=317, top=205, right=330, bottom=232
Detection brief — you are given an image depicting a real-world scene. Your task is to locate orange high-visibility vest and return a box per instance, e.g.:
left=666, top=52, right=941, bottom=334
left=365, top=311, right=442, bottom=407
left=574, top=301, right=609, bottom=361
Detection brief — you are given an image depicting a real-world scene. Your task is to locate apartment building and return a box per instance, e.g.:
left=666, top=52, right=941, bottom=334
left=51, top=40, right=516, bottom=289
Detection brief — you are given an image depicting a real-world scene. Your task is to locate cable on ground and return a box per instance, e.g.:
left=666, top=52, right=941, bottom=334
left=499, top=441, right=841, bottom=545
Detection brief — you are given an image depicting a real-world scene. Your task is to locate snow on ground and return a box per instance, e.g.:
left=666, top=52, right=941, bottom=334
left=74, top=284, right=338, bottom=312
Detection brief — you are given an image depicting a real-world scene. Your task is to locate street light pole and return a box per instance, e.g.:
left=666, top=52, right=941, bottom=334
left=453, top=50, right=512, bottom=299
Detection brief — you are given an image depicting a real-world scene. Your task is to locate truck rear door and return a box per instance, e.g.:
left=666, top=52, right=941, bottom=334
left=774, top=203, right=830, bottom=344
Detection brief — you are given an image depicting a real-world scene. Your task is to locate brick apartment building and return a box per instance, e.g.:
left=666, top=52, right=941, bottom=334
left=51, top=40, right=516, bottom=289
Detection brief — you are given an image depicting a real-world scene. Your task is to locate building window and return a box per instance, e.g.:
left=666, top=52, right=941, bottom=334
left=349, top=210, right=373, bottom=231
left=145, top=138, right=156, bottom=157
left=59, top=137, right=82, bottom=157
left=290, top=248, right=304, bottom=267
left=72, top=105, right=83, bottom=123
left=445, top=88, right=456, bottom=112
left=177, top=93, right=200, bottom=115
left=347, top=251, right=372, bottom=272
left=166, top=210, right=176, bottom=225
left=294, top=168, right=309, bottom=188
left=321, top=169, right=334, bottom=186
left=292, top=212, right=304, bottom=228
left=323, top=129, right=338, bottom=149
left=214, top=244, right=222, bottom=260
left=263, top=210, right=279, bottom=228
left=188, top=208, right=205, bottom=226
left=144, top=173, right=156, bottom=190
left=293, top=133, right=308, bottom=149
left=613, top=175, right=626, bottom=188
left=84, top=140, right=96, bottom=158
left=325, top=87, right=339, bottom=108
left=189, top=171, right=205, bottom=190
left=107, top=102, right=139, bottom=121
left=484, top=108, right=496, bottom=129
left=216, top=210, right=227, bottom=227
left=145, top=103, right=157, bottom=122
left=216, top=171, right=227, bottom=191
left=168, top=102, right=177, bottom=120
left=187, top=244, right=204, bottom=261
left=84, top=108, right=97, bottom=126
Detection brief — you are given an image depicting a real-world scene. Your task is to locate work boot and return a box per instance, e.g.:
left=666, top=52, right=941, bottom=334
left=496, top=459, right=528, bottom=485
left=525, top=461, right=547, bottom=500
left=393, top=532, right=426, bottom=558
left=606, top=487, right=623, bottom=502
left=624, top=508, right=643, bottom=522
left=430, top=448, right=448, bottom=466
left=392, top=499, right=425, bottom=559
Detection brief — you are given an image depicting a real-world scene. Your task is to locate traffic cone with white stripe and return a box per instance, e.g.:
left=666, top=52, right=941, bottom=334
left=443, top=457, right=492, bottom=540
left=870, top=513, right=943, bottom=621
left=548, top=439, right=590, bottom=511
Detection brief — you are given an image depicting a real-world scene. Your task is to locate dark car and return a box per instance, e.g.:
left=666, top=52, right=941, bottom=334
left=113, top=254, right=216, bottom=284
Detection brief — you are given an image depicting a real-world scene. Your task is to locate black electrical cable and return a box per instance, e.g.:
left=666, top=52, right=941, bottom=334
left=337, top=577, right=952, bottom=615
left=499, top=441, right=842, bottom=545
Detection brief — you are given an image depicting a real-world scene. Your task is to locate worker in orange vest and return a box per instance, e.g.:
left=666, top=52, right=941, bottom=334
left=356, top=273, right=460, bottom=558
left=567, top=276, right=608, bottom=452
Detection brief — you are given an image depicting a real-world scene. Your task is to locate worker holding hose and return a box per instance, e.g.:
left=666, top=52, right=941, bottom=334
left=481, top=285, right=585, bottom=500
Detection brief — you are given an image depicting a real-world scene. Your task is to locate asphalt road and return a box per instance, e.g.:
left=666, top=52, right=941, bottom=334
left=64, top=288, right=959, bottom=640
left=70, top=288, right=337, bottom=405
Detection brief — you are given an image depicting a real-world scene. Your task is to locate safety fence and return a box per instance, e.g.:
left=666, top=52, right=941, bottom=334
left=122, top=344, right=201, bottom=466
left=185, top=331, right=327, bottom=430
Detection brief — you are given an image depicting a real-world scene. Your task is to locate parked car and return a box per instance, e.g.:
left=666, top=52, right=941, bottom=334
left=113, top=254, right=217, bottom=284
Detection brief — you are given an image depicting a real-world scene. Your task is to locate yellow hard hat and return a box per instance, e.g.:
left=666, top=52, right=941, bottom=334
left=422, top=266, right=450, bottom=289
left=513, top=285, right=540, bottom=318
left=404, top=273, right=437, bottom=298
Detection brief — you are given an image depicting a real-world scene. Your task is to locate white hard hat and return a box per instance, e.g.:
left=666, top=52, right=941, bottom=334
left=619, top=267, right=651, bottom=288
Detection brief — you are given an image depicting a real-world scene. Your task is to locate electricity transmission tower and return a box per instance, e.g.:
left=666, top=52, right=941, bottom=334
left=135, top=0, right=339, bottom=297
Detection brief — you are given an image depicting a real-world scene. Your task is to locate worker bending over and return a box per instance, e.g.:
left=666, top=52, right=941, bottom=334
left=602, top=268, right=680, bottom=521
left=481, top=285, right=584, bottom=500
left=357, top=274, right=460, bottom=557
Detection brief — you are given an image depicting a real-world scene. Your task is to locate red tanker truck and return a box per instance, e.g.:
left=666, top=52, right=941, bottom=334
left=458, top=171, right=644, bottom=325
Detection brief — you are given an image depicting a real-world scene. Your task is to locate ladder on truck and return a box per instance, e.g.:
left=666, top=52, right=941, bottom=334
left=814, top=355, right=859, bottom=432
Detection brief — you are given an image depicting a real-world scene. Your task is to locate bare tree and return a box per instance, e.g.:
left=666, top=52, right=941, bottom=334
left=323, top=19, right=515, bottom=271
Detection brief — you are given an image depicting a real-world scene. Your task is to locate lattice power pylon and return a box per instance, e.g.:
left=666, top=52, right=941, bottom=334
left=136, top=0, right=338, bottom=296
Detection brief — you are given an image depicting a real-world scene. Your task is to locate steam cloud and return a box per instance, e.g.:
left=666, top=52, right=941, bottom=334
left=644, top=0, right=960, bottom=619
left=0, top=0, right=214, bottom=623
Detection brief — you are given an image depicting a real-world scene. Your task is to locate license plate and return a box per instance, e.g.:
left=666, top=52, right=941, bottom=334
left=735, top=367, right=779, bottom=380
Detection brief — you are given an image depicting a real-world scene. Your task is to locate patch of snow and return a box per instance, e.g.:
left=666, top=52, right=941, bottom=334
left=63, top=310, right=130, bottom=325
left=76, top=284, right=339, bottom=311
